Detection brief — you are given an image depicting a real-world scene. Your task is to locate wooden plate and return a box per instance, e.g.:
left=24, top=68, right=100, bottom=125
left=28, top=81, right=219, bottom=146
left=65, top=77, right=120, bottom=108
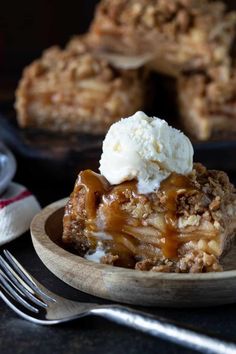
left=31, top=198, right=236, bottom=307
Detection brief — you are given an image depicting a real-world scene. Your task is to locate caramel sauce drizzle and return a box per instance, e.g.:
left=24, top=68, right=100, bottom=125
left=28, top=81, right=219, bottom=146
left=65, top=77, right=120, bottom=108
left=77, top=170, right=110, bottom=220
left=77, top=170, right=196, bottom=267
left=160, top=173, right=194, bottom=259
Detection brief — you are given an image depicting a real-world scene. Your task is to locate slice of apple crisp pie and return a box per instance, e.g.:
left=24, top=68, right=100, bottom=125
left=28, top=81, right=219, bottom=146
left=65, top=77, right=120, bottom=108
left=15, top=36, right=145, bottom=134
left=89, top=0, right=236, bottom=77
left=62, top=112, right=236, bottom=272
left=178, top=64, right=236, bottom=140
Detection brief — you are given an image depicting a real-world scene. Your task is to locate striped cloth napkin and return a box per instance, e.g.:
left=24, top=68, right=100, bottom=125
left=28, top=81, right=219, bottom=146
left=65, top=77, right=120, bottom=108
left=0, top=182, right=41, bottom=246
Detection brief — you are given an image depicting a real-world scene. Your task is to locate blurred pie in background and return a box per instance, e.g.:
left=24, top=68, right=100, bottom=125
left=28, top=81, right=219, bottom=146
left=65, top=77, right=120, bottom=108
left=15, top=35, right=146, bottom=134
left=14, top=0, right=236, bottom=140
left=178, top=63, right=236, bottom=140
left=90, top=0, right=236, bottom=140
left=90, top=0, right=236, bottom=77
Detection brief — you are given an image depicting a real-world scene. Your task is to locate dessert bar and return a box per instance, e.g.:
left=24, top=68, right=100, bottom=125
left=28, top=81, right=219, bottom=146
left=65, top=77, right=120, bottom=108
left=15, top=36, right=145, bottom=134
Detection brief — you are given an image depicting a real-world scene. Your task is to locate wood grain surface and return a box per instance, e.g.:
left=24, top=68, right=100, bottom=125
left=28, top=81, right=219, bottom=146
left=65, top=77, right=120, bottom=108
left=31, top=199, right=236, bottom=308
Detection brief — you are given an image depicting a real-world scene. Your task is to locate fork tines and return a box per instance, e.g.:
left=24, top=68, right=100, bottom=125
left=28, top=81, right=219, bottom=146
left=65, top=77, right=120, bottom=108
left=0, top=250, right=55, bottom=316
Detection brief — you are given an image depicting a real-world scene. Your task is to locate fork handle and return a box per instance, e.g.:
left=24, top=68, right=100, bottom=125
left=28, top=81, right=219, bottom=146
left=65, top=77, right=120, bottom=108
left=91, top=306, right=236, bottom=354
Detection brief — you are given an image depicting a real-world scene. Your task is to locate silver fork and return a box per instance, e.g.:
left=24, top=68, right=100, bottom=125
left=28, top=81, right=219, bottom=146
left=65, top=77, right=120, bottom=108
left=0, top=250, right=236, bottom=354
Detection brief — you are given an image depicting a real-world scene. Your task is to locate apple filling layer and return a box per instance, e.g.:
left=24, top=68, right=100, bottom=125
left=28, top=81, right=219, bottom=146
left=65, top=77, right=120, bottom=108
left=63, top=163, right=236, bottom=272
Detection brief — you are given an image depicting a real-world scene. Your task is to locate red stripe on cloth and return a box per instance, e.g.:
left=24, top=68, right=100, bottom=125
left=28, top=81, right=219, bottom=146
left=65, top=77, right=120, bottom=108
left=0, top=190, right=32, bottom=209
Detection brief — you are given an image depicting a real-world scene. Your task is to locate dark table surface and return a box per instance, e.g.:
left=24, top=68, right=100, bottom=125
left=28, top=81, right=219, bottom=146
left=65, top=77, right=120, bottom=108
left=0, top=163, right=236, bottom=354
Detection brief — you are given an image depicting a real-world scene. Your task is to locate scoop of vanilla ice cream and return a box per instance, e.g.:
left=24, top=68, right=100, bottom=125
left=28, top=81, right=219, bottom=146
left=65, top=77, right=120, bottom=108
left=99, top=111, right=193, bottom=194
